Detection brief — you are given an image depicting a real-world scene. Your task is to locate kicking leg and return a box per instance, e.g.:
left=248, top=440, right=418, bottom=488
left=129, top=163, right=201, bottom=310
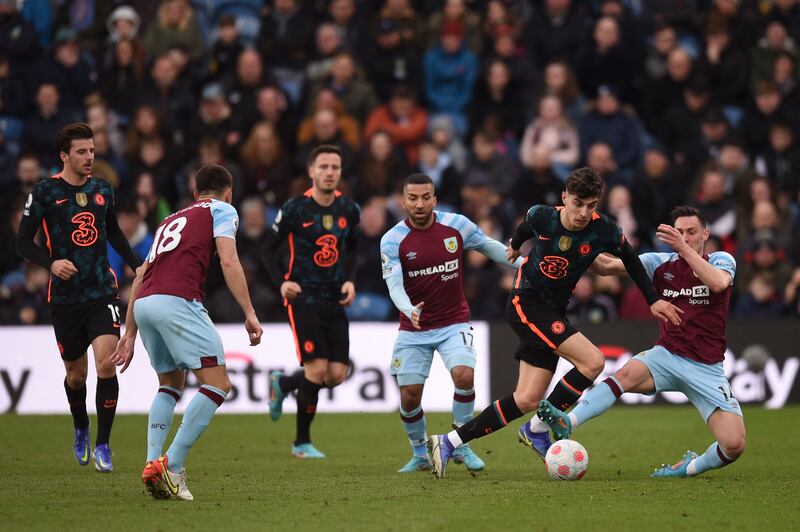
left=682, top=410, right=745, bottom=477
left=538, top=359, right=655, bottom=439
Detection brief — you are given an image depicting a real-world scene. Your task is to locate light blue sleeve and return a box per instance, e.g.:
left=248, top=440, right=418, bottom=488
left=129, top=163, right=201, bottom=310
left=380, top=225, right=415, bottom=318
left=639, top=252, right=675, bottom=281
left=439, top=212, right=521, bottom=268
left=210, top=200, right=239, bottom=240
left=709, top=251, right=736, bottom=280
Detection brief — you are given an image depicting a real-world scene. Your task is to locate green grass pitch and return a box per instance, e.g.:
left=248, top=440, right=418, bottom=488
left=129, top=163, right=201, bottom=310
left=1, top=406, right=798, bottom=531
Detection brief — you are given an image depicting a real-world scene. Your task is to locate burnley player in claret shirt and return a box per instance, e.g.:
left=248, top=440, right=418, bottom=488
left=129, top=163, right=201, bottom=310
left=380, top=173, right=522, bottom=474
left=538, top=206, right=746, bottom=479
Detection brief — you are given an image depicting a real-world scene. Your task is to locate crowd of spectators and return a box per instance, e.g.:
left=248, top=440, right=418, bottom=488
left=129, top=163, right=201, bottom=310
left=1, top=0, right=799, bottom=326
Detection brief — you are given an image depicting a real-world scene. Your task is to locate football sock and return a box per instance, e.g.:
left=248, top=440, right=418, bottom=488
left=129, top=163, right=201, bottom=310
left=568, top=376, right=624, bottom=429
left=528, top=415, right=549, bottom=433
left=400, top=405, right=428, bottom=458
left=546, top=368, right=595, bottom=412
left=279, top=370, right=304, bottom=395
left=64, top=378, right=89, bottom=430
left=95, top=376, right=119, bottom=446
left=686, top=441, right=736, bottom=476
left=147, top=386, right=182, bottom=461
left=166, top=385, right=227, bottom=471
left=452, top=387, right=475, bottom=426
left=295, top=377, right=322, bottom=445
left=452, top=395, right=524, bottom=445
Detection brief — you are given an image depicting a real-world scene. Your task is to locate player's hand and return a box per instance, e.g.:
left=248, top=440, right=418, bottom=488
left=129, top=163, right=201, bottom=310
left=656, top=224, right=689, bottom=253
left=50, top=259, right=78, bottom=280
left=650, top=299, right=683, bottom=326
left=339, top=281, right=356, bottom=307
left=111, top=334, right=135, bottom=374
left=506, top=241, right=520, bottom=262
left=245, top=313, right=263, bottom=346
left=280, top=281, right=302, bottom=299
left=410, top=301, right=424, bottom=329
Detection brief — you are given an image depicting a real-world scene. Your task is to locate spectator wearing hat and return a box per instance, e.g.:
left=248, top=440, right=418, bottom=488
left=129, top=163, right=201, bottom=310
left=579, top=85, right=643, bottom=180
left=481, top=0, right=523, bottom=53
left=429, top=114, right=468, bottom=174
left=483, top=22, right=537, bottom=93
left=423, top=19, right=478, bottom=137
left=363, top=17, right=422, bottom=101
left=32, top=27, right=98, bottom=114
left=143, top=0, right=205, bottom=62
left=187, top=82, right=242, bottom=158
left=425, top=0, right=482, bottom=54
left=102, top=4, right=141, bottom=67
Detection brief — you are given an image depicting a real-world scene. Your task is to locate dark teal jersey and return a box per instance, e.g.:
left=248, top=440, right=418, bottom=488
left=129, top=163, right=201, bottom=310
left=263, top=189, right=360, bottom=303
left=20, top=174, right=119, bottom=304
left=515, top=205, right=625, bottom=310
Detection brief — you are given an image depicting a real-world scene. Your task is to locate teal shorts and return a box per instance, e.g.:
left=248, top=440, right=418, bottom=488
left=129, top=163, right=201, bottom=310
left=633, top=345, right=742, bottom=422
left=390, top=323, right=475, bottom=386
left=134, top=294, right=225, bottom=374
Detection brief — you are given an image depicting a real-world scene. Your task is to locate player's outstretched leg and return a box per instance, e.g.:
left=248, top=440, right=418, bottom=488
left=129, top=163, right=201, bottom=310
left=147, top=386, right=182, bottom=461
left=292, top=376, right=325, bottom=458
left=64, top=378, right=91, bottom=465
left=428, top=434, right=454, bottom=479
left=398, top=405, right=431, bottom=473
left=450, top=444, right=485, bottom=472
left=93, top=375, right=119, bottom=472
left=651, top=450, right=698, bottom=478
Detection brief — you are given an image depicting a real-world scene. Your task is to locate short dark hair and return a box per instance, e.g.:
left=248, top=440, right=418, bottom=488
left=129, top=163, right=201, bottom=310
left=670, top=205, right=707, bottom=226
left=307, top=144, right=342, bottom=167
left=566, top=167, right=604, bottom=199
left=54, top=122, right=93, bottom=154
left=195, top=164, right=233, bottom=194
left=403, top=173, right=434, bottom=192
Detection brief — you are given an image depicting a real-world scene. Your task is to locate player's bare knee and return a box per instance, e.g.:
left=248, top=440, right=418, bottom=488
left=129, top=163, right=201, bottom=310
left=400, top=386, right=423, bottom=411
left=450, top=367, right=474, bottom=390
left=578, top=353, right=605, bottom=379
left=721, top=434, right=746, bottom=459
left=512, top=390, right=538, bottom=413
left=324, top=371, right=346, bottom=387
left=66, top=368, right=87, bottom=388
left=614, top=364, right=640, bottom=390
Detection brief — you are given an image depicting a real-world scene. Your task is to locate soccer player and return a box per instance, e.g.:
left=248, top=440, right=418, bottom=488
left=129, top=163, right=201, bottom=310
left=428, top=167, right=682, bottom=479
left=262, top=144, right=360, bottom=458
left=538, top=206, right=745, bottom=478
left=112, top=164, right=263, bottom=500
left=15, top=123, right=141, bottom=472
left=380, top=173, right=522, bottom=473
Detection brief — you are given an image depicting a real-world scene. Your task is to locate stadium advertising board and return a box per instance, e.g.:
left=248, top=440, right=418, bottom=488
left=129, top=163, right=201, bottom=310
left=0, top=323, right=490, bottom=414
left=490, top=320, right=800, bottom=408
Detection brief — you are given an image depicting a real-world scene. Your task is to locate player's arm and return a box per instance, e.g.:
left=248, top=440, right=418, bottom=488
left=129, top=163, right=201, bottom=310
left=217, top=237, right=262, bottom=345
left=260, top=204, right=301, bottom=299
left=111, top=262, right=149, bottom=373
left=456, top=213, right=522, bottom=268
left=508, top=206, right=540, bottom=261
left=590, top=253, right=626, bottom=276
left=380, top=233, right=423, bottom=328
left=617, top=240, right=683, bottom=325
left=340, top=204, right=360, bottom=306
left=106, top=207, right=142, bottom=270
left=656, top=224, right=733, bottom=293
left=15, top=190, right=77, bottom=279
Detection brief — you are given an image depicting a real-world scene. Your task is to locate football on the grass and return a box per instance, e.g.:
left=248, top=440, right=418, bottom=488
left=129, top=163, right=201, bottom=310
left=545, top=439, right=589, bottom=480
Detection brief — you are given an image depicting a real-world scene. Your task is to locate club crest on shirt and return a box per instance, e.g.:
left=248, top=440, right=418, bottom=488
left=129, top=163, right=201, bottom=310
left=76, top=192, right=88, bottom=207
left=322, top=214, right=334, bottom=230
left=558, top=236, right=572, bottom=251
left=444, top=236, right=458, bottom=253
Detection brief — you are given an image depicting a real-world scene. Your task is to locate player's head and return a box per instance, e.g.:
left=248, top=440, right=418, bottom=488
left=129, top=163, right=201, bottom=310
left=308, top=144, right=342, bottom=194
left=55, top=122, right=94, bottom=178
left=670, top=205, right=709, bottom=255
left=562, top=167, right=603, bottom=230
left=401, top=173, right=437, bottom=228
left=195, top=164, right=233, bottom=203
